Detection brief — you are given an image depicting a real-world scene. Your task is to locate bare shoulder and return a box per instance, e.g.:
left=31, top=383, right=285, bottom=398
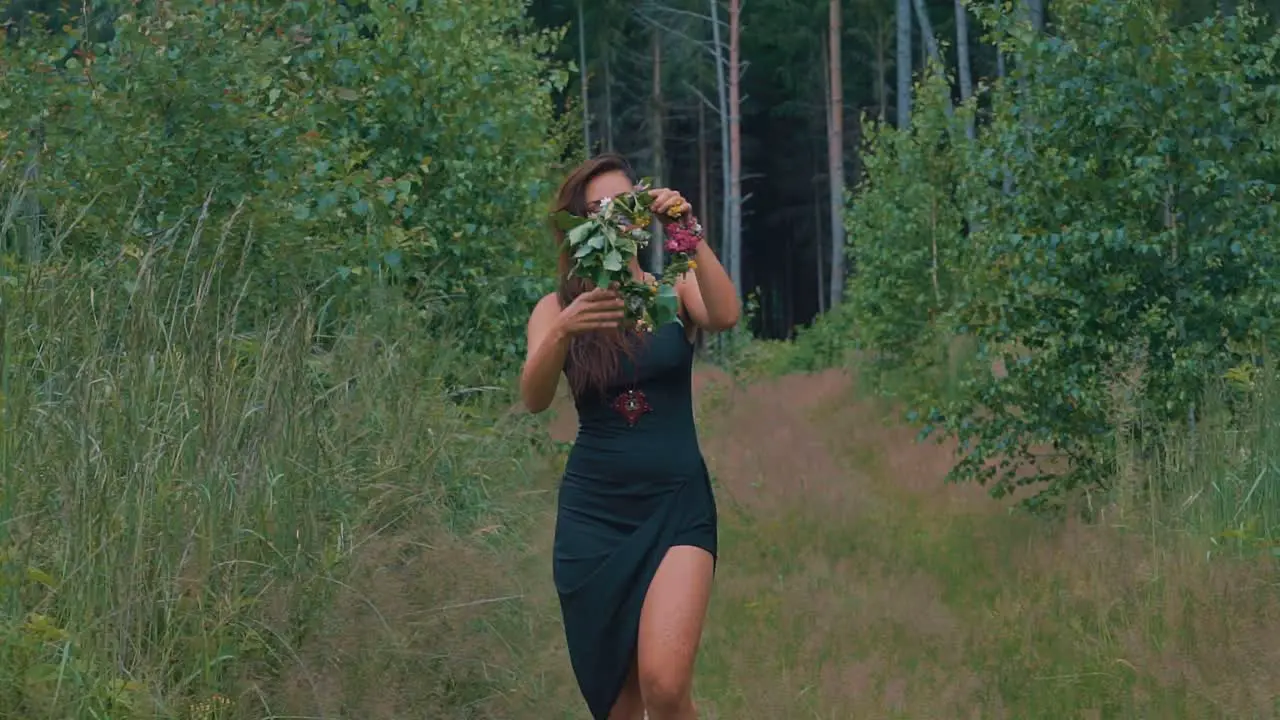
left=531, top=292, right=562, bottom=319
left=527, top=289, right=563, bottom=326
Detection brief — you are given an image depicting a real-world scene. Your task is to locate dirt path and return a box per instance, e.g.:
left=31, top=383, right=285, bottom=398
left=492, top=367, right=1280, bottom=719
left=290, top=368, right=1276, bottom=719
left=687, top=369, right=995, bottom=718
left=517, top=368, right=996, bottom=717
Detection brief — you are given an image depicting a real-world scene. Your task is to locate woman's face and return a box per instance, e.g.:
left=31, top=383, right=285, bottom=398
left=584, top=170, right=635, bottom=208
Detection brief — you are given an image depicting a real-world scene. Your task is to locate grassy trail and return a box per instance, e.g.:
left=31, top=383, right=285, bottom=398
left=428, top=369, right=1279, bottom=719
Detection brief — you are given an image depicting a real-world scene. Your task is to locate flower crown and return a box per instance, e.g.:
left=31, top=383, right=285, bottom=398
left=552, top=178, right=703, bottom=332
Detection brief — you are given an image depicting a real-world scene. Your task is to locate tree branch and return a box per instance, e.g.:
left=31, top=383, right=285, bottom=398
left=684, top=82, right=725, bottom=117
left=640, top=2, right=728, bottom=29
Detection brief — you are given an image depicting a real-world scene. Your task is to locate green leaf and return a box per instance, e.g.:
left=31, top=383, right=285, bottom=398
left=24, top=568, right=55, bottom=588
left=603, top=250, right=624, bottom=272
left=553, top=210, right=588, bottom=231
left=567, top=222, right=593, bottom=247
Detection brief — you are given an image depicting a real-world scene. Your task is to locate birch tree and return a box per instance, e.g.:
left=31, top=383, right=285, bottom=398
left=896, top=0, right=912, bottom=127
left=956, top=0, right=975, bottom=139
left=649, top=27, right=667, bottom=271
left=827, top=0, right=845, bottom=307
left=577, top=0, right=592, bottom=156
left=710, top=0, right=736, bottom=288
left=728, top=0, right=743, bottom=290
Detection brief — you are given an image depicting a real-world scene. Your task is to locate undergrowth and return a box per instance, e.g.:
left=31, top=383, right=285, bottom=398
left=0, top=215, right=544, bottom=718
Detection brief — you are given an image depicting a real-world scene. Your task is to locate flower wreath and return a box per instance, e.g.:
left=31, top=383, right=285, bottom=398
left=552, top=179, right=704, bottom=332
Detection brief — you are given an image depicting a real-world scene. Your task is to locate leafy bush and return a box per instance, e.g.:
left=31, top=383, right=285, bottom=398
left=0, top=1, right=573, bottom=713
left=845, top=0, right=1280, bottom=510
left=844, top=67, right=974, bottom=409
left=2, top=0, right=570, bottom=364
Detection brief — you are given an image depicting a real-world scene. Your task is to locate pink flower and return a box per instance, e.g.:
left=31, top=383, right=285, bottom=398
left=664, top=218, right=702, bottom=254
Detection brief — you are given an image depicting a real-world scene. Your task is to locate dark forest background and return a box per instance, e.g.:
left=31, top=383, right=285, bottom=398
left=528, top=0, right=1272, bottom=338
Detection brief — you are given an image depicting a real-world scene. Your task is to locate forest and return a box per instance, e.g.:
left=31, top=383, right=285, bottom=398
left=2, top=0, right=1279, bottom=717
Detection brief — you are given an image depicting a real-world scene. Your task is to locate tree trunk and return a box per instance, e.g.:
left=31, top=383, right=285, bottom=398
left=910, top=0, right=954, bottom=117
left=576, top=0, right=591, bottom=158
left=896, top=0, right=912, bottom=128
left=603, top=42, right=615, bottom=151
left=728, top=0, right=743, bottom=291
left=1025, top=0, right=1044, bottom=31
left=784, top=240, right=794, bottom=334
left=816, top=47, right=828, bottom=314
left=875, top=22, right=888, bottom=121
left=910, top=0, right=942, bottom=68
left=698, top=99, right=711, bottom=253
left=711, top=0, right=732, bottom=287
left=827, top=0, right=845, bottom=308
left=649, top=29, right=666, bottom=272
left=814, top=158, right=826, bottom=313
left=955, top=0, right=974, bottom=139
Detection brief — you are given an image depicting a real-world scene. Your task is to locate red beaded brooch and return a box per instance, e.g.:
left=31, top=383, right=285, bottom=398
left=612, top=389, right=652, bottom=426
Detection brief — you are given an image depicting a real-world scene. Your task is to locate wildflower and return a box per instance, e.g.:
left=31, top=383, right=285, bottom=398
left=663, top=220, right=702, bottom=254
left=688, top=260, right=698, bottom=270
left=190, top=693, right=232, bottom=720
left=626, top=292, right=648, bottom=315
left=554, top=179, right=698, bottom=334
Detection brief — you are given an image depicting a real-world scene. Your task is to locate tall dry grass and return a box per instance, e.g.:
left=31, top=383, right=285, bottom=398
left=0, top=172, right=545, bottom=718
left=677, top=365, right=1280, bottom=719
left=1110, top=372, right=1280, bottom=556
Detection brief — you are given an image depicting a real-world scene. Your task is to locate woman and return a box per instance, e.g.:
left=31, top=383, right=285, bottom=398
left=520, top=153, right=740, bottom=720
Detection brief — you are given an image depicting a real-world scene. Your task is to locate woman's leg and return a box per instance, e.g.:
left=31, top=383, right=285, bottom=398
left=636, top=545, right=715, bottom=720
left=609, top=656, right=645, bottom=720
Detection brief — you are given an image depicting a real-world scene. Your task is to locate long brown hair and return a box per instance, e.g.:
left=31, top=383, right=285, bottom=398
left=551, top=153, right=641, bottom=399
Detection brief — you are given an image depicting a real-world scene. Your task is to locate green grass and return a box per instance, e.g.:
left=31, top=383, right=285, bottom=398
left=677, top=369, right=1280, bottom=719
left=5, top=185, right=1278, bottom=718
left=0, top=214, right=546, bottom=717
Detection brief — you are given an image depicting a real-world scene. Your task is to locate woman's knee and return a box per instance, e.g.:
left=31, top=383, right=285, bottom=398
left=638, top=664, right=692, bottom=712
left=610, top=663, right=645, bottom=720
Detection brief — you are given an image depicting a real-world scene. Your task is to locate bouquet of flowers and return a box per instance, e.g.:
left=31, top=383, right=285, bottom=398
left=552, top=179, right=703, bottom=332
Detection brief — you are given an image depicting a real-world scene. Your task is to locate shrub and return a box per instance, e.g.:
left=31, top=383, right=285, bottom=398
left=845, top=0, right=1280, bottom=510
left=1, top=0, right=570, bottom=364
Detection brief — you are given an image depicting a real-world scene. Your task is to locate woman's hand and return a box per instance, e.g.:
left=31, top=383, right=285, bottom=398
left=648, top=187, right=692, bottom=221
left=558, top=288, right=626, bottom=335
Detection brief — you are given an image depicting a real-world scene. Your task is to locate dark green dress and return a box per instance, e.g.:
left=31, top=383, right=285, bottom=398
left=553, top=319, right=718, bottom=719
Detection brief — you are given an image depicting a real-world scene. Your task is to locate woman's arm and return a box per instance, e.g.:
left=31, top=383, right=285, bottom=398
left=520, top=294, right=571, bottom=414
left=519, top=289, right=627, bottom=412
left=647, top=187, right=740, bottom=333
left=677, top=241, right=741, bottom=333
